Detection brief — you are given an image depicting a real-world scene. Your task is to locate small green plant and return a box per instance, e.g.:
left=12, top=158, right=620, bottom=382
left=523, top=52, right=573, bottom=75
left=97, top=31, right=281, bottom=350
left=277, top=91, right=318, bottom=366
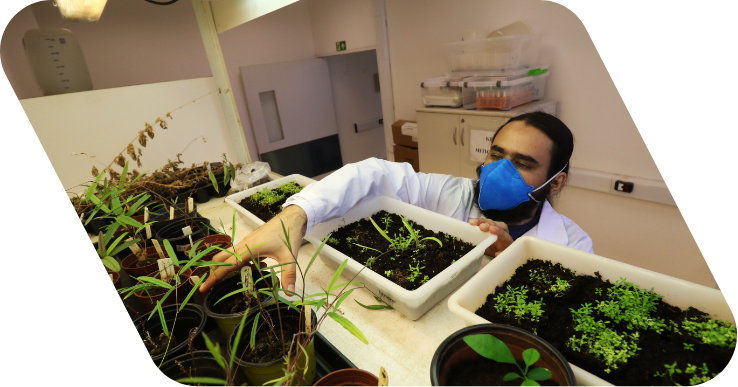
left=493, top=286, right=545, bottom=322
left=681, top=315, right=737, bottom=348
left=96, top=230, right=139, bottom=272
left=595, top=278, right=666, bottom=333
left=385, top=270, right=393, bottom=277
left=463, top=334, right=553, bottom=386
left=208, top=154, right=237, bottom=194
left=407, top=263, right=425, bottom=282
left=421, top=275, right=430, bottom=284
left=327, top=237, right=339, bottom=245
left=381, top=212, right=393, bottom=231
left=683, top=343, right=694, bottom=351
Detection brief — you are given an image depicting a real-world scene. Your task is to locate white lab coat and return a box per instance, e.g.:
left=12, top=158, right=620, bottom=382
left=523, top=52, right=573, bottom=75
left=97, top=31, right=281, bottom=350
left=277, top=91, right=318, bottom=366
left=284, top=158, right=593, bottom=254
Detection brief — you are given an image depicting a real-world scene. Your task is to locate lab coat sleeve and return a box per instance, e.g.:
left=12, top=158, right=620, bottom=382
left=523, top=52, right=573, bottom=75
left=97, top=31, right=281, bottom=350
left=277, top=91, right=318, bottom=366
left=562, top=215, right=594, bottom=254
left=283, top=158, right=474, bottom=235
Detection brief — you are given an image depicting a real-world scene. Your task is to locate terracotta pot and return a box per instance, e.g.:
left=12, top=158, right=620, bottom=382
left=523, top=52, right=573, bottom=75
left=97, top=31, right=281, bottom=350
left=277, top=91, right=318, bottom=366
left=430, top=324, right=576, bottom=386
left=184, top=234, right=232, bottom=262
left=133, top=266, right=193, bottom=312
left=120, top=246, right=161, bottom=277
left=107, top=271, right=121, bottom=289
left=313, top=369, right=379, bottom=386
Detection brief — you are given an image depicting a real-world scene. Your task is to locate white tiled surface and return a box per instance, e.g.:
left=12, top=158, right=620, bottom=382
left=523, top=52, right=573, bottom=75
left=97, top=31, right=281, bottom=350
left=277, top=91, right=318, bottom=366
left=198, top=196, right=490, bottom=386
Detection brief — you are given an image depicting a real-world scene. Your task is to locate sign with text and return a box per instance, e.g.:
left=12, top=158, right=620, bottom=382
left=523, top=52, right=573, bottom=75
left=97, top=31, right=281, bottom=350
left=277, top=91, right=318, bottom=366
left=470, top=129, right=495, bottom=162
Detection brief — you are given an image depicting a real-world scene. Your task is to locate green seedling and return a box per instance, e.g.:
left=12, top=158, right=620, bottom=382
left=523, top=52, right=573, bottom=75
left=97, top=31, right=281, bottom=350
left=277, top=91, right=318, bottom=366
left=97, top=230, right=139, bottom=272
left=463, top=334, right=553, bottom=386
left=493, top=285, right=545, bottom=322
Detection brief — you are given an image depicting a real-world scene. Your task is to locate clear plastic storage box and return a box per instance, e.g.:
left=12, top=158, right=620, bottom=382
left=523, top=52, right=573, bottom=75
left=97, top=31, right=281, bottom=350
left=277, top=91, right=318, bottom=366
left=420, top=76, right=466, bottom=107
left=461, top=70, right=549, bottom=110
left=442, top=33, right=540, bottom=72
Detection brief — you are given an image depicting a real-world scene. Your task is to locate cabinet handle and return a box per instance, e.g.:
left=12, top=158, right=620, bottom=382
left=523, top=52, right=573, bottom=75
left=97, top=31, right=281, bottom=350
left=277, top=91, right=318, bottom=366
left=453, top=127, right=457, bottom=145
left=461, top=127, right=465, bottom=146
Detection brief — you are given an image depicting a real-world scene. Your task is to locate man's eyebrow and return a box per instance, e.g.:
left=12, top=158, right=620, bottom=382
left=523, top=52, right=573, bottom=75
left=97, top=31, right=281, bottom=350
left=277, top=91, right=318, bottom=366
left=489, top=145, right=539, bottom=165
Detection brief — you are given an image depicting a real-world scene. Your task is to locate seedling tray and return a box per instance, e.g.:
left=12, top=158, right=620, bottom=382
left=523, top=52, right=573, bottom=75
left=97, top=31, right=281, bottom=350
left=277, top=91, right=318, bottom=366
left=305, top=196, right=496, bottom=320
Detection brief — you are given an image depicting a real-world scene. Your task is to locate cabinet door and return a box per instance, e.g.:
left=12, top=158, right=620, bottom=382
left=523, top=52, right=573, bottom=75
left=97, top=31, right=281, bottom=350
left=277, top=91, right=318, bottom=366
left=459, top=115, right=508, bottom=179
left=417, top=112, right=460, bottom=176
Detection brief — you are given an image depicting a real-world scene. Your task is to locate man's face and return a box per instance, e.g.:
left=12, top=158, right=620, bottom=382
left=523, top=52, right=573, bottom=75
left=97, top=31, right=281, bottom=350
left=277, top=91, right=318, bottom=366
left=483, top=120, right=553, bottom=188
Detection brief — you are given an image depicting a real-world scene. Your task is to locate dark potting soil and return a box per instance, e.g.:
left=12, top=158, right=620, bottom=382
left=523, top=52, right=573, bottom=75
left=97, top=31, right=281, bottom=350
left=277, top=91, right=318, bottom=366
left=213, top=291, right=268, bottom=315
left=325, top=211, right=475, bottom=291
left=237, top=319, right=302, bottom=364
left=474, top=259, right=735, bottom=386
left=134, top=255, right=159, bottom=268
left=145, top=331, right=177, bottom=357
left=446, top=357, right=558, bottom=386
left=238, top=183, right=304, bottom=223
left=142, top=275, right=185, bottom=297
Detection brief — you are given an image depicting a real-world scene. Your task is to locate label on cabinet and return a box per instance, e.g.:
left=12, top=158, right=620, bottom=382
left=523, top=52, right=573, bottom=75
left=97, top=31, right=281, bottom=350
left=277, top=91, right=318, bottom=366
left=470, top=129, right=494, bottom=162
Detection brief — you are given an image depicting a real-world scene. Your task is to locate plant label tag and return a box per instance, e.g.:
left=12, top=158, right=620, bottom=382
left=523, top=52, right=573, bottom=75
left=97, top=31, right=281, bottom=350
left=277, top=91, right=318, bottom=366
left=182, top=226, right=192, bottom=236
left=305, top=306, right=312, bottom=332
left=79, top=212, right=85, bottom=221
left=128, top=239, right=141, bottom=254
left=157, top=258, right=174, bottom=282
left=170, top=207, right=175, bottom=220
left=145, top=225, right=152, bottom=239
left=241, top=267, right=253, bottom=297
left=191, top=275, right=200, bottom=285
left=144, top=207, right=149, bottom=223
left=152, top=239, right=166, bottom=259
left=379, top=367, right=388, bottom=386
left=109, top=274, right=114, bottom=282
left=188, top=197, right=194, bottom=213
left=188, top=234, right=194, bottom=248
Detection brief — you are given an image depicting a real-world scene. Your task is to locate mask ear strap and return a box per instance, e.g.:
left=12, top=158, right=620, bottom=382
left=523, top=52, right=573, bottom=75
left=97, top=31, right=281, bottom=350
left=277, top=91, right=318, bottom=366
left=529, top=162, right=569, bottom=202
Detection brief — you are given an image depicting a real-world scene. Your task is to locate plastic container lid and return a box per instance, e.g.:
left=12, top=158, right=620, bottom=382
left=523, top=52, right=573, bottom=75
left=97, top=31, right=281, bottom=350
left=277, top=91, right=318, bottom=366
left=446, top=64, right=548, bottom=79
left=421, top=76, right=466, bottom=88
left=463, top=70, right=549, bottom=88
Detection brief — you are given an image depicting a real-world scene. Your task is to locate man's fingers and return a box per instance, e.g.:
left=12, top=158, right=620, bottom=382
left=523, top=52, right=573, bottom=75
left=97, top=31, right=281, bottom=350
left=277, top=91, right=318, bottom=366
left=280, top=257, right=298, bottom=294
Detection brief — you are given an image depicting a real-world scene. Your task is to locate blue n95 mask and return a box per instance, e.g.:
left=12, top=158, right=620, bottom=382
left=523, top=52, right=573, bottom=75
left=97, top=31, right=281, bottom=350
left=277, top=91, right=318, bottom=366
left=478, top=158, right=568, bottom=211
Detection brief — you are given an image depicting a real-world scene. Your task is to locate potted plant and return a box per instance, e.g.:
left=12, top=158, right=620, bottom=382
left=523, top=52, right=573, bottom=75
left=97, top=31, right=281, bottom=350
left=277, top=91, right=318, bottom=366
left=313, top=369, right=380, bottom=386
left=304, top=195, right=497, bottom=320
left=132, top=303, right=209, bottom=367
left=431, top=324, right=575, bottom=386
left=155, top=216, right=212, bottom=261
left=447, top=236, right=736, bottom=385
left=160, top=350, right=247, bottom=386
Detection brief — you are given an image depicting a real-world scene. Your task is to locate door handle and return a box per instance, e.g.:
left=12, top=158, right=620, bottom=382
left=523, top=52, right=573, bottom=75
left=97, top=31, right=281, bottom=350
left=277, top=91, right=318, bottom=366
left=453, top=127, right=457, bottom=145
left=461, top=127, right=465, bottom=146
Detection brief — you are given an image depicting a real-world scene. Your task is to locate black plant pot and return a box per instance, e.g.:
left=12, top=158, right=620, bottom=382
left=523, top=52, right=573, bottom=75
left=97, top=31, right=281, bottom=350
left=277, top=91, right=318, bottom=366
left=194, top=180, right=213, bottom=204
left=133, top=304, right=208, bottom=365
left=84, top=214, right=112, bottom=235
left=160, top=350, right=247, bottom=385
left=155, top=216, right=211, bottom=261
left=150, top=202, right=199, bottom=233
left=210, top=174, right=230, bottom=198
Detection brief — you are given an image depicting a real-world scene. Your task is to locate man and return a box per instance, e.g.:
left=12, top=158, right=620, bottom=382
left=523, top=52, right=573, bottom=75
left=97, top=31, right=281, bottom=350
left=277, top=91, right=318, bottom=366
left=200, top=112, right=592, bottom=293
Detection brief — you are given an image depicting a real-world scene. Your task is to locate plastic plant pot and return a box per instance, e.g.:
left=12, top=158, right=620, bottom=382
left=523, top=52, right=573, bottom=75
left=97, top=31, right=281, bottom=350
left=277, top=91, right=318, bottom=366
left=107, top=270, right=121, bottom=289
left=84, top=214, right=112, bottom=235
left=133, top=303, right=207, bottom=365
left=194, top=180, right=213, bottom=204
left=155, top=217, right=211, bottom=261
left=211, top=173, right=231, bottom=198
left=313, top=369, right=379, bottom=386
left=160, top=350, right=247, bottom=385
left=431, top=324, right=576, bottom=386
left=228, top=303, right=318, bottom=386
left=204, top=267, right=277, bottom=339
left=184, top=234, right=232, bottom=263
left=133, top=267, right=193, bottom=312
left=120, top=246, right=161, bottom=277
left=150, top=202, right=199, bottom=233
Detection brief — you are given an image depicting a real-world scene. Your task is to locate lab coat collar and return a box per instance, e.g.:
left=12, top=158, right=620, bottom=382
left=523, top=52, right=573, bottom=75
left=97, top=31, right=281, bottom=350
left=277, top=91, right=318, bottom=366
left=524, top=200, right=568, bottom=245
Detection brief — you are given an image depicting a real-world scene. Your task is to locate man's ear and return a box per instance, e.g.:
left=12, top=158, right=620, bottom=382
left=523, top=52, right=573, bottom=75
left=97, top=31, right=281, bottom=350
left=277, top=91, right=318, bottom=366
left=548, top=172, right=568, bottom=197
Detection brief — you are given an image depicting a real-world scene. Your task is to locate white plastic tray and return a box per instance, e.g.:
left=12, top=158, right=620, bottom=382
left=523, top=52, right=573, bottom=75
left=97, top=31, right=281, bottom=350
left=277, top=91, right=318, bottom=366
left=305, top=196, right=497, bottom=320
left=224, top=174, right=317, bottom=230
left=447, top=236, right=734, bottom=386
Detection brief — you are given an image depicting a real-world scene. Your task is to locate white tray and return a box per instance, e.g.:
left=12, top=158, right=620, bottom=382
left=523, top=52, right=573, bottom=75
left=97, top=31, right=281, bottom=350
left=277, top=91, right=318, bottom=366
left=225, top=174, right=317, bottom=230
left=305, top=196, right=497, bottom=320
left=447, top=236, right=734, bottom=386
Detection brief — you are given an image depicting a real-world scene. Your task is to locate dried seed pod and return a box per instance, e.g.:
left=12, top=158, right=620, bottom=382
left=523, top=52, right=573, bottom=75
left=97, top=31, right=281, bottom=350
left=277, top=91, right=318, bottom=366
left=131, top=169, right=139, bottom=178
left=145, top=126, right=155, bottom=139
left=159, top=120, right=168, bottom=129
left=138, top=148, right=142, bottom=156
left=166, top=113, right=173, bottom=120
left=137, top=158, right=142, bottom=168
left=138, top=131, right=147, bottom=147
left=126, top=143, right=137, bottom=161
left=91, top=166, right=99, bottom=177
left=114, top=155, right=126, bottom=167
left=109, top=169, right=120, bottom=181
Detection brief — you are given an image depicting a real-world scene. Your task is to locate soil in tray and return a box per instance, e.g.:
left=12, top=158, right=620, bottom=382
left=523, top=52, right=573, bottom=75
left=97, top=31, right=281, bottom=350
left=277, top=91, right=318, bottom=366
left=447, top=357, right=558, bottom=386
left=325, top=211, right=475, bottom=291
left=213, top=291, right=268, bottom=315
left=238, top=182, right=304, bottom=223
left=236, top=319, right=301, bottom=364
left=474, top=259, right=735, bottom=386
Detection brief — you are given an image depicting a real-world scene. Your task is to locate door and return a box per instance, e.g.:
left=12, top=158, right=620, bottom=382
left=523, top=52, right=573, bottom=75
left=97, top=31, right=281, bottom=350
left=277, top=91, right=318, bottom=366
left=459, top=115, right=507, bottom=179
left=417, top=112, right=460, bottom=176
left=240, top=58, right=342, bottom=177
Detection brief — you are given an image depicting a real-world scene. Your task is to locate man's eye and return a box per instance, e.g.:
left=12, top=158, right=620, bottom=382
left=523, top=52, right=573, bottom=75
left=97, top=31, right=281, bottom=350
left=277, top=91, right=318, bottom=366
left=489, top=154, right=502, bottom=160
left=515, top=162, right=529, bottom=170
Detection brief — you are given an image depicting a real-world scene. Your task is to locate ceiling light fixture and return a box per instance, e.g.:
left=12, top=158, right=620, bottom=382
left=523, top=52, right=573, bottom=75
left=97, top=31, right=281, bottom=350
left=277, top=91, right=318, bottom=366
left=53, top=0, right=109, bottom=22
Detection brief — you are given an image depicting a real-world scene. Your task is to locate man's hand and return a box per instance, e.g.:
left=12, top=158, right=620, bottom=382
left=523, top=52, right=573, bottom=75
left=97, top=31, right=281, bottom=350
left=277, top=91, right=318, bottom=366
left=199, top=205, right=308, bottom=293
left=469, top=218, right=513, bottom=257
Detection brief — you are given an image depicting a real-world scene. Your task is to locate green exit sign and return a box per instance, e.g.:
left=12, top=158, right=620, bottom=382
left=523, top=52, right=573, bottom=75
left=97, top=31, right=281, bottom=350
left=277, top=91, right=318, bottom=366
left=336, top=41, right=346, bottom=51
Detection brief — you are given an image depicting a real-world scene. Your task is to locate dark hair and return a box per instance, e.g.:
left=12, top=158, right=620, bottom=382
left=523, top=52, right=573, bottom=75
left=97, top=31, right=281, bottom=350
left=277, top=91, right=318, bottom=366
left=491, top=112, right=574, bottom=179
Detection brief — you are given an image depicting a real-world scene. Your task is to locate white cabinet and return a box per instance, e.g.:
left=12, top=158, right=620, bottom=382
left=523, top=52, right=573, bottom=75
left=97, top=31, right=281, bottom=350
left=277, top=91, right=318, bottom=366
left=416, top=101, right=556, bottom=179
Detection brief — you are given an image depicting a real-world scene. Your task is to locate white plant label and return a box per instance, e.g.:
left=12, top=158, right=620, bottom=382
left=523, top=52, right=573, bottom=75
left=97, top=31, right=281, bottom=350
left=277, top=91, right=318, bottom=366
left=157, top=258, right=174, bottom=282
left=128, top=238, right=141, bottom=254
left=191, top=275, right=200, bottom=285
left=79, top=212, right=85, bottom=221
left=145, top=225, right=152, bottom=239
left=152, top=239, right=166, bottom=259
left=109, top=274, right=114, bottom=282
left=188, top=234, right=194, bottom=251
left=241, top=267, right=253, bottom=297
left=182, top=226, right=192, bottom=237
left=469, top=129, right=495, bottom=162
left=305, top=306, right=312, bottom=332
left=144, top=207, right=149, bottom=223
left=170, top=207, right=175, bottom=220
left=188, top=198, right=194, bottom=213
left=379, top=367, right=388, bottom=386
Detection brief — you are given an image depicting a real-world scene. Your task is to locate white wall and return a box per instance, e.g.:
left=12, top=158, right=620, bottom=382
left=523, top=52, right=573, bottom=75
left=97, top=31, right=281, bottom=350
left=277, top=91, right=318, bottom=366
left=20, top=77, right=237, bottom=195
left=0, top=4, right=40, bottom=99
left=217, top=0, right=316, bottom=161
left=326, top=49, right=386, bottom=164
left=2, top=0, right=213, bottom=95
left=384, top=0, right=715, bottom=287
left=307, top=0, right=376, bottom=57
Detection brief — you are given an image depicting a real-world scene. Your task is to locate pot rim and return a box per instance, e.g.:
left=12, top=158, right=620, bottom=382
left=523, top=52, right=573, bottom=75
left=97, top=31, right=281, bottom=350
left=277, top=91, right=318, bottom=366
left=203, top=270, right=277, bottom=319
left=133, top=303, right=206, bottom=362
left=120, top=246, right=160, bottom=270
left=313, top=369, right=379, bottom=386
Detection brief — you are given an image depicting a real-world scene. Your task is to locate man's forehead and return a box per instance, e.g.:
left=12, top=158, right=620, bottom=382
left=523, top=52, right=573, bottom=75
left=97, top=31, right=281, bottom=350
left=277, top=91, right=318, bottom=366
left=492, top=122, right=553, bottom=159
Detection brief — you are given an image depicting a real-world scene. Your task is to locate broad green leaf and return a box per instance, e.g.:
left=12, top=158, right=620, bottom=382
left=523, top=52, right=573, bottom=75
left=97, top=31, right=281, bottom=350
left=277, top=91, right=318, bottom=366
left=276, top=295, right=300, bottom=313
left=106, top=232, right=129, bottom=256
left=214, top=287, right=254, bottom=306
left=333, top=289, right=354, bottom=311
left=112, top=196, right=122, bottom=216
left=156, top=301, right=169, bottom=336
left=162, top=239, right=180, bottom=267
left=186, top=240, right=204, bottom=259
left=521, top=379, right=541, bottom=386
left=328, top=259, right=348, bottom=293
left=109, top=239, right=140, bottom=257
left=229, top=164, right=236, bottom=184
left=230, top=306, right=251, bottom=370
left=202, top=332, right=225, bottom=369
left=305, top=233, right=331, bottom=278
left=180, top=273, right=208, bottom=311
left=125, top=194, right=149, bottom=216
left=103, top=223, right=120, bottom=247
left=355, top=300, right=394, bottom=310
left=223, top=165, right=230, bottom=186
left=526, top=368, right=552, bottom=381
left=209, top=170, right=219, bottom=193
left=420, top=237, right=443, bottom=247
left=503, top=373, right=522, bottom=381
left=176, top=377, right=226, bottom=386
left=101, top=256, right=121, bottom=272
left=400, top=215, right=417, bottom=243
left=328, top=312, right=368, bottom=344
left=522, top=348, right=540, bottom=367
left=369, top=217, right=393, bottom=244
left=84, top=208, right=100, bottom=226
left=463, top=334, right=516, bottom=364
left=250, top=312, right=261, bottom=349
left=137, top=276, right=173, bottom=290
left=353, top=243, right=382, bottom=253
left=116, top=215, right=143, bottom=229
left=97, top=231, right=107, bottom=257
left=88, top=193, right=101, bottom=206
left=119, top=162, right=129, bottom=190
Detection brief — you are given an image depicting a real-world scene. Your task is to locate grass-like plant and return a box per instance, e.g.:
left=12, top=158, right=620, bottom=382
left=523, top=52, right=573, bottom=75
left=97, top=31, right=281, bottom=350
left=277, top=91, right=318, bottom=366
left=463, top=333, right=553, bottom=386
